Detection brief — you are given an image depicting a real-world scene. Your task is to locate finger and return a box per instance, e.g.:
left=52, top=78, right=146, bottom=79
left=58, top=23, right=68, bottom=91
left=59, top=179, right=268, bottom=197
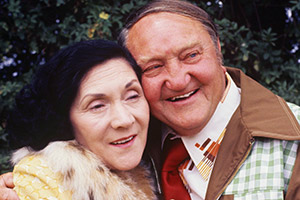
left=0, top=172, right=19, bottom=200
left=0, top=188, right=20, bottom=200
left=0, top=172, right=14, bottom=188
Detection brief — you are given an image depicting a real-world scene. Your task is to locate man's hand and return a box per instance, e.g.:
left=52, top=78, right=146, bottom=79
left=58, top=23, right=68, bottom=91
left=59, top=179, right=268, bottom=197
left=0, top=172, right=19, bottom=200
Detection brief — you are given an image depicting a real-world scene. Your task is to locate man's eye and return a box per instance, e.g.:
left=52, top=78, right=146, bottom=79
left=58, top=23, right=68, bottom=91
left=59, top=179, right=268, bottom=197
left=143, top=65, right=162, bottom=73
left=142, top=65, right=163, bottom=77
left=186, top=52, right=199, bottom=59
left=184, top=51, right=201, bottom=63
left=189, top=53, right=197, bottom=58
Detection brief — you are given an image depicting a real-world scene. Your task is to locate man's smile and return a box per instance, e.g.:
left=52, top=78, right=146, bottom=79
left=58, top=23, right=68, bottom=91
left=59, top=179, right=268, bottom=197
left=167, top=88, right=199, bottom=102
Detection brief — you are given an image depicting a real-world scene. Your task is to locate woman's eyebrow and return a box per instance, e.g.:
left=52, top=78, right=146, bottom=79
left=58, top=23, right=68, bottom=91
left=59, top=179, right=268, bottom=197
left=125, top=79, right=139, bottom=89
left=79, top=93, right=105, bottom=105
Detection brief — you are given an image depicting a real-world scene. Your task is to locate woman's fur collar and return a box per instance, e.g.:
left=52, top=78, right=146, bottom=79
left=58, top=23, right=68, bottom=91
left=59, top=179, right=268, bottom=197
left=11, top=140, right=157, bottom=200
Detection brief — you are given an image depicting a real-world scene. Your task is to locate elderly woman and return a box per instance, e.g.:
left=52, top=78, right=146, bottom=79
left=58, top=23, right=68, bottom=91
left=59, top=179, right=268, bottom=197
left=6, top=39, right=156, bottom=199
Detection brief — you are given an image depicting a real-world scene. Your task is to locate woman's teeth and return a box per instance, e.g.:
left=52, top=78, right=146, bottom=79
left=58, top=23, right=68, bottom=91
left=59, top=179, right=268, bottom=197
left=169, top=89, right=198, bottom=102
left=111, top=136, right=134, bottom=145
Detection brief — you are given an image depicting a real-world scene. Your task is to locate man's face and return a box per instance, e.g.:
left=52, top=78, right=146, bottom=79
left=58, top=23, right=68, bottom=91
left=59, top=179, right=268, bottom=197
left=127, top=12, right=226, bottom=136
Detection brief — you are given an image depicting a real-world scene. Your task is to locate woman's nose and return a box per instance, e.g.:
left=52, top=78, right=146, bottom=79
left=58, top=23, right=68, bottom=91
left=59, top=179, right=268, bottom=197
left=110, top=103, right=135, bottom=129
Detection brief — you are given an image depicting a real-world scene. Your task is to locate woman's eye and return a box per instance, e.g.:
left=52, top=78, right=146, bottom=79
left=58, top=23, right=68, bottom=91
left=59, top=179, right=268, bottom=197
left=90, top=103, right=105, bottom=112
left=128, top=94, right=139, bottom=100
left=126, top=90, right=140, bottom=101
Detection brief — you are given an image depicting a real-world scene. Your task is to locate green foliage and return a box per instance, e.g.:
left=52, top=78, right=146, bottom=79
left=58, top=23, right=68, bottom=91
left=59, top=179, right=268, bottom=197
left=0, top=147, right=11, bottom=173
left=0, top=0, right=299, bottom=173
left=206, top=1, right=300, bottom=106
left=217, top=18, right=299, bottom=100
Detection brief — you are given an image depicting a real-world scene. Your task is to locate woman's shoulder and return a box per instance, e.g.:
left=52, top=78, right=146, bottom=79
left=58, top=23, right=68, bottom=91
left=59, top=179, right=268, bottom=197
left=13, top=154, right=72, bottom=199
left=12, top=140, right=157, bottom=199
left=11, top=140, right=108, bottom=199
left=13, top=154, right=62, bottom=187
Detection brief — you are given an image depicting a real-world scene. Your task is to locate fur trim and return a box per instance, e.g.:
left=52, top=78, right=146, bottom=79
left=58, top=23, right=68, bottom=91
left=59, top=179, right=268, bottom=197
left=12, top=140, right=157, bottom=200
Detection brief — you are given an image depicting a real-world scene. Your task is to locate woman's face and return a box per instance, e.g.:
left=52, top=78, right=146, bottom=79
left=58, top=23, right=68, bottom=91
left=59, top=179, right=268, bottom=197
left=69, top=57, right=149, bottom=171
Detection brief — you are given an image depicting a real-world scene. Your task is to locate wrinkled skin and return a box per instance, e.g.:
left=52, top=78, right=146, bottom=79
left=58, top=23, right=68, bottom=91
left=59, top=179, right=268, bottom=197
left=127, top=12, right=226, bottom=136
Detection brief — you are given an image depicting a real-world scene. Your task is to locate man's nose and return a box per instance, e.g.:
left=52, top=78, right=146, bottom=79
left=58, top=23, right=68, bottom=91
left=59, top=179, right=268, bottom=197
left=165, top=61, right=191, bottom=91
left=110, top=103, right=134, bottom=129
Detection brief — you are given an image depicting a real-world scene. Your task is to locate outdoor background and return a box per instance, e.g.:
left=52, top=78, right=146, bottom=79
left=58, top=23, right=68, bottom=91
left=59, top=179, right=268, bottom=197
left=0, top=0, right=299, bottom=173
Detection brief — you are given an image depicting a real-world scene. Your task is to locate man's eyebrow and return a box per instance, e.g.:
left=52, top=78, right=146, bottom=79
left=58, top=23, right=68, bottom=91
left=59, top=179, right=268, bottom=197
left=138, top=43, right=200, bottom=65
left=137, top=56, right=157, bottom=66
left=179, top=43, right=200, bottom=53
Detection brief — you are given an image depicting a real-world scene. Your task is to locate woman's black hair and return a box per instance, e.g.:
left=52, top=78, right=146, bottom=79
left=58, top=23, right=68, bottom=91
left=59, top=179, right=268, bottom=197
left=7, top=39, right=141, bottom=151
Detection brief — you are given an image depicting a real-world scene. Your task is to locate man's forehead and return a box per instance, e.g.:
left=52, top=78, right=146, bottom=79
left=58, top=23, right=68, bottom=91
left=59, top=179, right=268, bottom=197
left=135, top=41, right=200, bottom=64
left=126, top=12, right=209, bottom=62
left=127, top=12, right=207, bottom=42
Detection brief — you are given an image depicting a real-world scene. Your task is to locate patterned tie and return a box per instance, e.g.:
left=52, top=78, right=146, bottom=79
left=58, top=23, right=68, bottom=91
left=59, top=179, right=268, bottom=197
left=161, top=138, right=191, bottom=200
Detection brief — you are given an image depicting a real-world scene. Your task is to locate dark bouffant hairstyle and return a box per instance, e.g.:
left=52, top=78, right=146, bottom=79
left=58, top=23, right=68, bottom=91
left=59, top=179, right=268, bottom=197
left=7, top=39, right=141, bottom=151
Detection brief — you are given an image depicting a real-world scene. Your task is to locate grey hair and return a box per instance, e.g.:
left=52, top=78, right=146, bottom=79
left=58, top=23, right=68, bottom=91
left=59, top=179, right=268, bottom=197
left=118, top=0, right=223, bottom=64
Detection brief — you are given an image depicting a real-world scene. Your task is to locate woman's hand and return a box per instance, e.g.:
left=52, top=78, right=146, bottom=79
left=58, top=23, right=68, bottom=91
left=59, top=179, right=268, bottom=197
left=0, top=172, right=19, bottom=200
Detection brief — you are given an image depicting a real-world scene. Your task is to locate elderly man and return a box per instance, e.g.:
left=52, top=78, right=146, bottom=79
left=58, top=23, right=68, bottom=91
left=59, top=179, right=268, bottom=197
left=117, top=0, right=300, bottom=199
left=1, top=0, right=300, bottom=199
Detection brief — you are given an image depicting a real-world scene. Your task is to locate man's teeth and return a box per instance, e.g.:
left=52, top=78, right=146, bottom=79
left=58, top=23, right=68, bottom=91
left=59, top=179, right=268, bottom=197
left=111, top=136, right=134, bottom=145
left=169, top=89, right=198, bottom=102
